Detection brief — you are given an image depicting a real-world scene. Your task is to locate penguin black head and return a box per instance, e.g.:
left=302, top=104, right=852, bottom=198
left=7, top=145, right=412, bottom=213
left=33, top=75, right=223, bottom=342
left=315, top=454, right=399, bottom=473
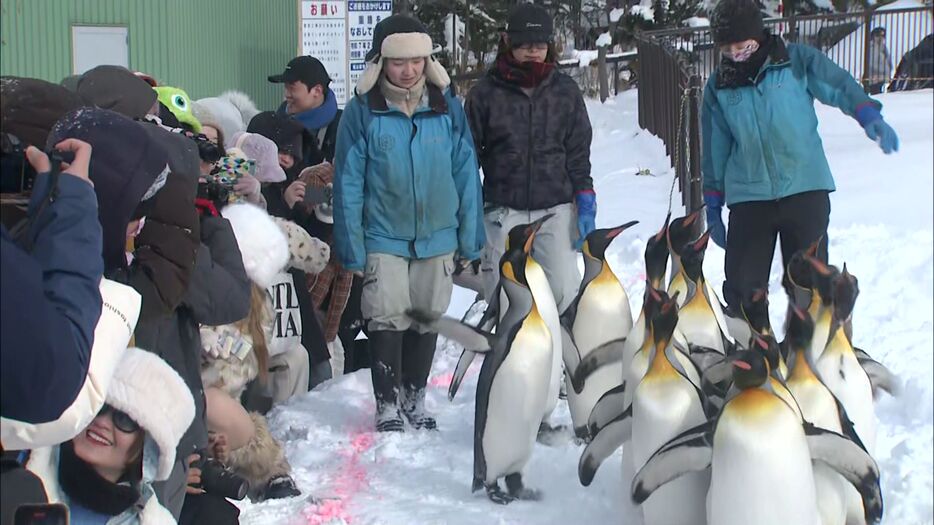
left=730, top=350, right=770, bottom=390
left=832, top=264, right=859, bottom=323
left=667, top=207, right=703, bottom=258
left=500, top=242, right=531, bottom=286
left=583, top=221, right=639, bottom=261
left=751, top=333, right=782, bottom=375
left=741, top=288, right=771, bottom=335
left=651, top=291, right=680, bottom=346
left=786, top=237, right=823, bottom=291
left=784, top=304, right=815, bottom=351
left=805, top=255, right=840, bottom=307
left=505, top=214, right=554, bottom=255
left=644, top=214, right=671, bottom=288
left=679, top=229, right=711, bottom=283
left=643, top=284, right=670, bottom=323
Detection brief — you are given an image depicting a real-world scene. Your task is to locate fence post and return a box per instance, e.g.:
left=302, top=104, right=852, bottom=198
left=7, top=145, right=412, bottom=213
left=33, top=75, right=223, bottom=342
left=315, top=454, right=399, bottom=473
left=597, top=45, right=609, bottom=102
left=686, top=72, right=704, bottom=224
left=862, top=9, right=873, bottom=92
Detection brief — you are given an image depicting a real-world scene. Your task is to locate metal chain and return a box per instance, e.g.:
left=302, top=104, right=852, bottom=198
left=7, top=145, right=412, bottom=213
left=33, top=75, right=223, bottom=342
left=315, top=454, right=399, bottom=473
left=668, top=87, right=690, bottom=217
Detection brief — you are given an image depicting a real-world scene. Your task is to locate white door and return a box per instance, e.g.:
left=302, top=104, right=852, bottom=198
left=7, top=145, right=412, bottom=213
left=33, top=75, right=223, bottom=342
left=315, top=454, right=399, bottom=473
left=71, top=25, right=129, bottom=74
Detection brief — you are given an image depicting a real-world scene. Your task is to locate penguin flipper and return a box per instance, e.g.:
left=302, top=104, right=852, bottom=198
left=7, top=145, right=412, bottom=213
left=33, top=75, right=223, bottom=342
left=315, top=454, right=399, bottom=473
left=854, top=347, right=901, bottom=397
left=803, top=422, right=884, bottom=525
left=578, top=406, right=632, bottom=487
left=630, top=419, right=715, bottom=504
left=561, top=325, right=583, bottom=374
left=449, top=350, right=478, bottom=401
left=587, top=384, right=628, bottom=436
left=476, top=284, right=502, bottom=332
left=687, top=344, right=727, bottom=374
left=571, top=337, right=627, bottom=394
left=406, top=310, right=494, bottom=352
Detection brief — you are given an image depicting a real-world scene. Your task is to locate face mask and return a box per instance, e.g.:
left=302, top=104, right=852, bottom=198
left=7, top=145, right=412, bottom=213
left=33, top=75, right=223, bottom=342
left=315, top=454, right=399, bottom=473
left=723, top=41, right=760, bottom=62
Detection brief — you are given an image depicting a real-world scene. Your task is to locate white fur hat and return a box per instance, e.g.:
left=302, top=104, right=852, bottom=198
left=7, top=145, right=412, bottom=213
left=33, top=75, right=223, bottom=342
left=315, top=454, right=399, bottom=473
left=222, top=203, right=290, bottom=288
left=104, top=347, right=195, bottom=481
left=191, top=90, right=259, bottom=150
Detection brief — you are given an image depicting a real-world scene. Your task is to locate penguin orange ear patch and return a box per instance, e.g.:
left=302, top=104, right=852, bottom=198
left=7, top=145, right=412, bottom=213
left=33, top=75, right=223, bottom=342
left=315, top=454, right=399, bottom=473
left=732, top=360, right=752, bottom=370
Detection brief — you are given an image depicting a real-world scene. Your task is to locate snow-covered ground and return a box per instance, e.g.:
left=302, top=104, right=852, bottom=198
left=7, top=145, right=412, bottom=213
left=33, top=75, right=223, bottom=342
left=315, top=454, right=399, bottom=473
left=240, top=89, right=934, bottom=524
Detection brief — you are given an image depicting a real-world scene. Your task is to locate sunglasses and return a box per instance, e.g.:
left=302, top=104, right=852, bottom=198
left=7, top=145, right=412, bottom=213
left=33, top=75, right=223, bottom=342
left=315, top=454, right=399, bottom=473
left=99, top=404, right=141, bottom=434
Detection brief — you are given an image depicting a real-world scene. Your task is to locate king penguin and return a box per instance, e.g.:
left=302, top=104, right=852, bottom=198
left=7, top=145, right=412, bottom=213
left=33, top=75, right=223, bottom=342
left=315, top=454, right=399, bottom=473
left=666, top=208, right=704, bottom=306
left=560, top=223, right=638, bottom=439
left=785, top=305, right=866, bottom=525
left=631, top=350, right=884, bottom=525
left=676, top=229, right=733, bottom=354
left=408, top=236, right=554, bottom=505
left=448, top=216, right=554, bottom=403
left=579, top=293, right=710, bottom=525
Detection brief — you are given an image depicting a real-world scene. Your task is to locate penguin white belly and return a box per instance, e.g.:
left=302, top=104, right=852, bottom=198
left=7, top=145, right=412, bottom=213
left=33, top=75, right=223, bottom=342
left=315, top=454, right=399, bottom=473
left=621, top=311, right=646, bottom=380
left=816, top=336, right=876, bottom=525
left=668, top=272, right=688, bottom=308
left=567, top=278, right=632, bottom=431
left=705, top=280, right=734, bottom=344
left=709, top=392, right=820, bottom=525
left=787, top=379, right=848, bottom=525
left=624, top=349, right=650, bottom=408
left=809, top=307, right=833, bottom=362
left=481, top=321, right=552, bottom=483
left=816, top=340, right=876, bottom=453
left=525, top=263, right=563, bottom=419
left=633, top=378, right=709, bottom=525
left=573, top=278, right=632, bottom=353
left=678, top=296, right=725, bottom=352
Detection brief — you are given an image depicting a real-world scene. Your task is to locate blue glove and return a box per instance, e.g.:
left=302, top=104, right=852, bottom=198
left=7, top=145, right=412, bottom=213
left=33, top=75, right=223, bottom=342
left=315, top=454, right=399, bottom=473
left=856, top=104, right=899, bottom=154
left=574, top=191, right=597, bottom=251
left=703, top=191, right=727, bottom=249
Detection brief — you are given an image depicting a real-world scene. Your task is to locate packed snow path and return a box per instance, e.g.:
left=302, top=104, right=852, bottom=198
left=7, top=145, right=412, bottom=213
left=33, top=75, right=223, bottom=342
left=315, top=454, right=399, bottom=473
left=240, top=89, right=934, bottom=525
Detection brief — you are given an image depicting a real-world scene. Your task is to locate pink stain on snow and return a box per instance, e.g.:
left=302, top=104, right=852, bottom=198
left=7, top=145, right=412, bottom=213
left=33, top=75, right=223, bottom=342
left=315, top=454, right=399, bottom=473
left=429, top=372, right=454, bottom=388
left=302, top=427, right=377, bottom=525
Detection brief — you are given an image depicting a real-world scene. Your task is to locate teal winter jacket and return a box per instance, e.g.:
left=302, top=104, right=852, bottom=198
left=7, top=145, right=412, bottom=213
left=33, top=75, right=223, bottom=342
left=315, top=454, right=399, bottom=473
left=333, top=83, right=485, bottom=272
left=702, top=40, right=881, bottom=206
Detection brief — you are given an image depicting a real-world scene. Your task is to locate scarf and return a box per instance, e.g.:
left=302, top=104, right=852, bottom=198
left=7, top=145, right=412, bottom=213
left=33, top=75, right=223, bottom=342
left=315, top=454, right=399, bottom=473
left=279, top=88, right=339, bottom=133
left=717, top=33, right=782, bottom=89
left=493, top=53, right=556, bottom=89
left=58, top=441, right=140, bottom=517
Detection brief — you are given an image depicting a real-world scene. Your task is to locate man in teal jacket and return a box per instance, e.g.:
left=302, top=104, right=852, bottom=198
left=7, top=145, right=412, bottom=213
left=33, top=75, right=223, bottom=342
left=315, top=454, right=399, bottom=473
left=702, top=0, right=899, bottom=312
left=333, top=15, right=484, bottom=433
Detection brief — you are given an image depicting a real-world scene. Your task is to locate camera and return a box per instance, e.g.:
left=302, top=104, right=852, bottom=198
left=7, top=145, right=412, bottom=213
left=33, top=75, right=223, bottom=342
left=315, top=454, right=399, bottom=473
left=1, top=133, right=76, bottom=195
left=191, top=133, right=223, bottom=164
left=192, top=455, right=249, bottom=500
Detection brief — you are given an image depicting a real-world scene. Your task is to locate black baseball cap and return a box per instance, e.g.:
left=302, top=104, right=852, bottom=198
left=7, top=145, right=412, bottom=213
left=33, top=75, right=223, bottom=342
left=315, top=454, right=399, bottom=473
left=505, top=4, right=554, bottom=45
left=268, top=56, right=332, bottom=89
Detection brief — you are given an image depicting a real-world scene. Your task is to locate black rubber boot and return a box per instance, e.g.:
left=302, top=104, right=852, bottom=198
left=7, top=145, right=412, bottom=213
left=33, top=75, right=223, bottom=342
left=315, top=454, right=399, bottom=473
left=401, top=330, right=438, bottom=430
left=369, top=330, right=405, bottom=432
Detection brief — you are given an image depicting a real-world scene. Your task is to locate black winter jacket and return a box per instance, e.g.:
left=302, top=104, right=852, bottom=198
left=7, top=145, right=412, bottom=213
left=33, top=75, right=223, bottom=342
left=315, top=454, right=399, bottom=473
left=132, top=215, right=251, bottom=458
left=465, top=69, right=593, bottom=211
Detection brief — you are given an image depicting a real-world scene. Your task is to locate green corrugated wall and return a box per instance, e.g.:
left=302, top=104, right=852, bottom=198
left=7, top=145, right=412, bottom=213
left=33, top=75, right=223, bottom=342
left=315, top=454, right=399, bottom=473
left=0, top=0, right=300, bottom=110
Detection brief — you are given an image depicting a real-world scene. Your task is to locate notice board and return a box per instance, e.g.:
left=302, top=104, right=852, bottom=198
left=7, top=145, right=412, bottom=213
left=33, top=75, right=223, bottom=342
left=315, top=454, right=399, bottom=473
left=299, top=0, right=393, bottom=107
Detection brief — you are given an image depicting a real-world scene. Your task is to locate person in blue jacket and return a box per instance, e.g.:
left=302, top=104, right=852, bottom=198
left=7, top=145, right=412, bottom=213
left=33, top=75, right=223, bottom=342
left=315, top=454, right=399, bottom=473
left=1, top=139, right=102, bottom=425
left=333, top=14, right=485, bottom=433
left=702, top=0, right=899, bottom=312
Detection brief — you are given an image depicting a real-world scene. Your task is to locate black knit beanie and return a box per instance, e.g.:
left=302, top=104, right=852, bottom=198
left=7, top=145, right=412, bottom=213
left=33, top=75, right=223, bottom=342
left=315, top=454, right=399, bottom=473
left=711, top=0, right=765, bottom=45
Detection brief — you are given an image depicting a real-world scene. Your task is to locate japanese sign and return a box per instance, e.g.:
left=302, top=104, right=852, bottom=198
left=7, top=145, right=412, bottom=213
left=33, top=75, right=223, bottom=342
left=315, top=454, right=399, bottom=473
left=299, top=0, right=392, bottom=106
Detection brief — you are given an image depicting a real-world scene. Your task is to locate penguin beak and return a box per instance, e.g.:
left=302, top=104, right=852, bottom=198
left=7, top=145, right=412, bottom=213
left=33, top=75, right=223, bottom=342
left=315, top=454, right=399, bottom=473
left=607, top=220, right=639, bottom=240
left=684, top=206, right=703, bottom=227
left=654, top=214, right=670, bottom=242
left=806, top=236, right=823, bottom=257
left=804, top=254, right=833, bottom=276
left=691, top=229, right=711, bottom=251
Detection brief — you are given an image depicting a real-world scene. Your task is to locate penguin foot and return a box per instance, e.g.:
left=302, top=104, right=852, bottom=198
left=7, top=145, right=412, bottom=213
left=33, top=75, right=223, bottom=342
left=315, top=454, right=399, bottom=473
left=536, top=422, right=570, bottom=446
left=485, top=484, right=515, bottom=505
left=505, top=473, right=542, bottom=501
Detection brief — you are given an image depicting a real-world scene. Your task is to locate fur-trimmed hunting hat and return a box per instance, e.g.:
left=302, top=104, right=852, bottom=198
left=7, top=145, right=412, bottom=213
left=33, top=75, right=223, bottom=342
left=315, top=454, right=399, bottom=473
left=104, top=347, right=195, bottom=481
left=355, top=14, right=450, bottom=95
